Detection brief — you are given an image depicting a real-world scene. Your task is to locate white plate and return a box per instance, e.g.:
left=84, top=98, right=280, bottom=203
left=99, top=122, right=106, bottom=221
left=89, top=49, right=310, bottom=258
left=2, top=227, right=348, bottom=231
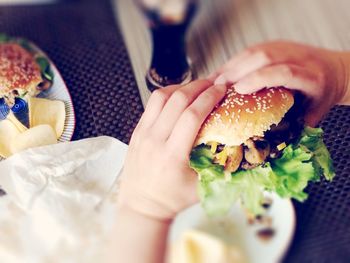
left=169, top=193, right=295, bottom=263
left=0, top=42, right=75, bottom=160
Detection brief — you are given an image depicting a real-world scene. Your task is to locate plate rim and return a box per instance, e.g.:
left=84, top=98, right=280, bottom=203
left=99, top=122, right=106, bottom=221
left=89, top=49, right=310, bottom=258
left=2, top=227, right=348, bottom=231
left=33, top=42, right=76, bottom=142
left=0, top=40, right=76, bottom=160
left=277, top=199, right=296, bottom=262
left=48, top=58, right=76, bottom=142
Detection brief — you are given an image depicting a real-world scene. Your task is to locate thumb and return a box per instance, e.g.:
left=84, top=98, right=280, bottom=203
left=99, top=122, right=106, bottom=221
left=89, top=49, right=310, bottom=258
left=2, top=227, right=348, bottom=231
left=214, top=74, right=229, bottom=85
left=182, top=169, right=200, bottom=206
left=304, top=108, right=327, bottom=127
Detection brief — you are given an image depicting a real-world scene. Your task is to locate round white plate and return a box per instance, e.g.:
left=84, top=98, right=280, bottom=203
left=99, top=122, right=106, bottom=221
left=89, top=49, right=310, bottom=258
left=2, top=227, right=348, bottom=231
left=169, top=193, right=295, bottom=263
left=0, top=43, right=75, bottom=161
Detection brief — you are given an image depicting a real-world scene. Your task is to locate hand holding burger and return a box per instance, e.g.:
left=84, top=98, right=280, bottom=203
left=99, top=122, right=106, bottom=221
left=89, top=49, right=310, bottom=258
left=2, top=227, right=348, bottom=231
left=110, top=80, right=227, bottom=263
left=211, top=41, right=350, bottom=126
left=111, top=41, right=350, bottom=263
left=197, top=41, right=350, bottom=216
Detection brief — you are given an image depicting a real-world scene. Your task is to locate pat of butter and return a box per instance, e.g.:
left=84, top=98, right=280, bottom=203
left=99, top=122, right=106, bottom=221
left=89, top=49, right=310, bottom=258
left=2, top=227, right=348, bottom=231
left=168, top=230, right=245, bottom=263
left=7, top=112, right=28, bottom=133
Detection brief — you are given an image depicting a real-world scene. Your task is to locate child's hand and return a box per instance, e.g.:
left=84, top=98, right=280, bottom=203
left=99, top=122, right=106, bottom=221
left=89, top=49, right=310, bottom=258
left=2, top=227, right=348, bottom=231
left=118, top=80, right=227, bottom=221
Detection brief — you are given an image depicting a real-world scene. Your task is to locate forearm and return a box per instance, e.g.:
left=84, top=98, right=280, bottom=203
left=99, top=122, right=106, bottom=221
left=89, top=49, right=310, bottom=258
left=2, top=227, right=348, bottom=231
left=337, top=51, right=350, bottom=105
left=105, top=207, right=171, bottom=263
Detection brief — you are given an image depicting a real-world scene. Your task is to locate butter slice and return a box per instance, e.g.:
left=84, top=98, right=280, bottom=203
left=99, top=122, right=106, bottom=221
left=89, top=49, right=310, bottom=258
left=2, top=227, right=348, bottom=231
left=0, top=119, right=21, bottom=158
left=168, top=230, right=245, bottom=263
left=28, top=97, right=66, bottom=139
left=10, top=124, right=57, bottom=154
left=7, top=112, right=28, bottom=133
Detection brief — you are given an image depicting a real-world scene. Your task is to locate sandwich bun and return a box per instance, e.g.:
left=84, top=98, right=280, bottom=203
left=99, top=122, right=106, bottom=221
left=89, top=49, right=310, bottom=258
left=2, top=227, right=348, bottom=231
left=0, top=43, right=42, bottom=100
left=195, top=86, right=294, bottom=146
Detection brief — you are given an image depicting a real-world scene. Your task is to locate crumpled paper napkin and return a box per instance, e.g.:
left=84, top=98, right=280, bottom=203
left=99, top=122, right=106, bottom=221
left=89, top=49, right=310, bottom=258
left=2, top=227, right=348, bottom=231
left=0, top=136, right=128, bottom=263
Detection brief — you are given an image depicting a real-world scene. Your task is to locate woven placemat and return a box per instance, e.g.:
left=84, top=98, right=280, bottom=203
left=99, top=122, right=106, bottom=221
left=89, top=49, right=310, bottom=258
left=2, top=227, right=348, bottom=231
left=0, top=0, right=143, bottom=144
left=285, top=105, right=350, bottom=262
left=0, top=0, right=349, bottom=262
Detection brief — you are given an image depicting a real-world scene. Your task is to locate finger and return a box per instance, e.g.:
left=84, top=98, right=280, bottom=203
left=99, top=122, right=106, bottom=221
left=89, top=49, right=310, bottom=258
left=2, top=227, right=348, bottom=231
left=134, top=84, right=183, bottom=132
left=129, top=84, right=182, bottom=145
left=234, top=64, right=324, bottom=100
left=152, top=80, right=213, bottom=140
left=304, top=110, right=322, bottom=127
left=214, top=49, right=272, bottom=85
left=210, top=50, right=252, bottom=83
left=167, top=84, right=227, bottom=155
left=304, top=104, right=332, bottom=127
left=214, top=41, right=306, bottom=85
left=207, top=71, right=220, bottom=82
left=214, top=48, right=254, bottom=76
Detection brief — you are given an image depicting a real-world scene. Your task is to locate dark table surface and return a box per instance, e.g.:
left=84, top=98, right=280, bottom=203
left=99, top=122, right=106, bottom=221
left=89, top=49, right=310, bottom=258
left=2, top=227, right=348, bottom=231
left=0, top=0, right=349, bottom=262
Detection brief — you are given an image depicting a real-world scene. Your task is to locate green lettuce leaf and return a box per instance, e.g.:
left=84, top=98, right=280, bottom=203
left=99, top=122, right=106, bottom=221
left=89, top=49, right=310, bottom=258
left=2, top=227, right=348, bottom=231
left=0, top=33, right=10, bottom=43
left=36, top=56, right=54, bottom=82
left=0, top=34, right=30, bottom=50
left=299, top=126, right=335, bottom=180
left=190, top=126, right=335, bottom=216
left=191, top=146, right=278, bottom=215
left=230, top=164, right=277, bottom=215
left=272, top=145, right=314, bottom=201
left=17, top=38, right=34, bottom=53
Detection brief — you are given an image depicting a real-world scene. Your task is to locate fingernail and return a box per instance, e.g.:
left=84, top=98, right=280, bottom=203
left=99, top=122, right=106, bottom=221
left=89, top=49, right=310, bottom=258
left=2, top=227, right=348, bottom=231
left=214, top=75, right=226, bottom=85
left=234, top=80, right=249, bottom=94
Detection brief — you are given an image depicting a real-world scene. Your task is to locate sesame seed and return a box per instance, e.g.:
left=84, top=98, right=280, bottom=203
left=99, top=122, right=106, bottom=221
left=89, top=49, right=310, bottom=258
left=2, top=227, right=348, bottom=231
left=0, top=43, right=41, bottom=96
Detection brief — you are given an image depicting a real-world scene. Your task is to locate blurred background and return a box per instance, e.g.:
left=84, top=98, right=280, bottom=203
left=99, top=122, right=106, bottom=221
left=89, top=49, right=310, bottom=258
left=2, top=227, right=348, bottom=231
left=116, top=0, right=350, bottom=104
left=0, top=0, right=56, bottom=4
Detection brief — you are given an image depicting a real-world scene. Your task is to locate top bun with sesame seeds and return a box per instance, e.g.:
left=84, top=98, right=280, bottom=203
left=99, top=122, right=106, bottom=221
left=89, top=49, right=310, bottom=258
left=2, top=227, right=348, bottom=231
left=0, top=43, right=43, bottom=106
left=194, top=86, right=294, bottom=146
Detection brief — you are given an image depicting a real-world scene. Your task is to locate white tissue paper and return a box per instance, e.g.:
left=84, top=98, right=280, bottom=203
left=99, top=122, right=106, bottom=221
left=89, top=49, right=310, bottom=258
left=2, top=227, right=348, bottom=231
left=0, top=136, right=128, bottom=263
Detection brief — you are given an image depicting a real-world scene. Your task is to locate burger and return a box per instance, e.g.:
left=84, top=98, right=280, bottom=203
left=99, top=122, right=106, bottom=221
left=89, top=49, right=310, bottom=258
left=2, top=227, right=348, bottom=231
left=190, top=86, right=334, bottom=216
left=0, top=35, right=53, bottom=107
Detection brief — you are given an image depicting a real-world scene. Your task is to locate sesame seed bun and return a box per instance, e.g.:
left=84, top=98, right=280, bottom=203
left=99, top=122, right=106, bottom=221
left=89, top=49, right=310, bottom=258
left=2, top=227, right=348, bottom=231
left=195, top=86, right=294, bottom=146
left=0, top=43, right=42, bottom=101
